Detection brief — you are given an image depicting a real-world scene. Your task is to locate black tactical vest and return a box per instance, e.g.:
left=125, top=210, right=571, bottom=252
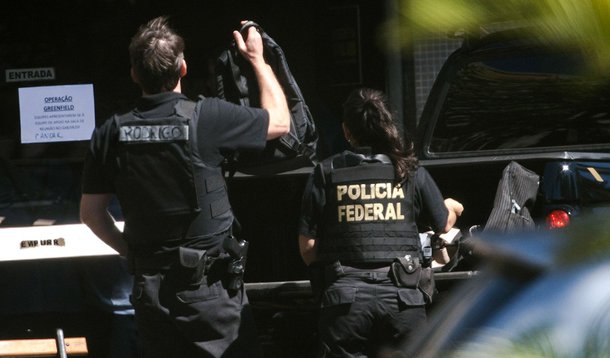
left=113, top=99, right=232, bottom=247
left=316, top=151, right=421, bottom=264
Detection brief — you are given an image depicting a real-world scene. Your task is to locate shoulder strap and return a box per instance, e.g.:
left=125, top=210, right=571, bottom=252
left=113, top=99, right=197, bottom=125
left=113, top=110, right=133, bottom=125
left=173, top=98, right=201, bottom=159
left=332, top=151, right=392, bottom=169
left=174, top=98, right=197, bottom=119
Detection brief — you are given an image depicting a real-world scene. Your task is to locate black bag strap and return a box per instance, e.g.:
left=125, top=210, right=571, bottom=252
left=216, top=21, right=318, bottom=176
left=221, top=21, right=262, bottom=106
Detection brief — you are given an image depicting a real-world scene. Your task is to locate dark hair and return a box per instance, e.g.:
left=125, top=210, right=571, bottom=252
left=128, top=16, right=185, bottom=94
left=342, top=87, right=418, bottom=180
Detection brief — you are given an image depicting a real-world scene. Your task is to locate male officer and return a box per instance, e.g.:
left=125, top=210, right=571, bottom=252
left=80, top=16, right=289, bottom=358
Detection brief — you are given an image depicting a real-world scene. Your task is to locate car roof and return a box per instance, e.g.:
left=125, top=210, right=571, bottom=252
left=457, top=260, right=610, bottom=357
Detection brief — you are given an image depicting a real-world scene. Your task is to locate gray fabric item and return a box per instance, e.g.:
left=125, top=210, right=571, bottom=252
left=484, top=161, right=540, bottom=233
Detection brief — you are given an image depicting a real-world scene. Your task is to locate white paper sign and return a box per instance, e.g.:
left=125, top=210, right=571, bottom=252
left=18, top=84, right=95, bottom=143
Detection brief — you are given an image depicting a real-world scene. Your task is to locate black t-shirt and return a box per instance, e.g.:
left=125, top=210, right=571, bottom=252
left=299, top=164, right=448, bottom=239
left=82, top=92, right=269, bottom=240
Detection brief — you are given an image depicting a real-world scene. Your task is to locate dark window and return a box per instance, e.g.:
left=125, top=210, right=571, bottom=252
left=429, top=50, right=610, bottom=153
left=576, top=163, right=610, bottom=203
left=0, top=161, right=83, bottom=227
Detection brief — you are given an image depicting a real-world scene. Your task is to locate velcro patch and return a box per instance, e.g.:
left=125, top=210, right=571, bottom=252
left=119, top=125, right=189, bottom=142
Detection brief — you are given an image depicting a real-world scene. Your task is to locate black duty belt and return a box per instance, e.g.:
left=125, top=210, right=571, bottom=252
left=131, top=236, right=249, bottom=291
left=339, top=262, right=391, bottom=271
left=132, top=247, right=220, bottom=274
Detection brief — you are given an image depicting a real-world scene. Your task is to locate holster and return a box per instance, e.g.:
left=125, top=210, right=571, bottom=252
left=223, top=236, right=249, bottom=291
left=419, top=267, right=435, bottom=304
left=389, top=255, right=435, bottom=304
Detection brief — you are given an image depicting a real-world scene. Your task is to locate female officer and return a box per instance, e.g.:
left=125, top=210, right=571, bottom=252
left=298, top=87, right=463, bottom=357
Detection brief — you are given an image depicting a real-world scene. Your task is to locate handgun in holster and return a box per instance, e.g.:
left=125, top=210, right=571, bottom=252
left=223, top=235, right=249, bottom=291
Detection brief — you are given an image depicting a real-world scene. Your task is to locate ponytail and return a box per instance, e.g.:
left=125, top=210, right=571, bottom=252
left=342, top=88, right=418, bottom=181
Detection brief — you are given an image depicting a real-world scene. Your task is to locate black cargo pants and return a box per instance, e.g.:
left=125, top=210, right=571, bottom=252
left=130, top=252, right=260, bottom=358
left=317, top=263, right=427, bottom=358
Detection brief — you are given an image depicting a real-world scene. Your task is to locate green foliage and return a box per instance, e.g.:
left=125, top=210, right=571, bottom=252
left=385, top=0, right=610, bottom=73
left=557, top=215, right=610, bottom=265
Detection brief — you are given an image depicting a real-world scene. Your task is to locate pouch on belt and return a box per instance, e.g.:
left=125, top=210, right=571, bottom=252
left=175, top=247, right=207, bottom=286
left=390, top=255, right=435, bottom=304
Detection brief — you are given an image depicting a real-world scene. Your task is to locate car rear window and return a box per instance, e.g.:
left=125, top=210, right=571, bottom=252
left=428, top=49, right=610, bottom=154
left=576, top=162, right=610, bottom=203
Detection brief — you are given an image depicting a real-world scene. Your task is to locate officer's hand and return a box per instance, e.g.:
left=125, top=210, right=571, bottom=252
left=444, top=198, right=464, bottom=217
left=233, top=21, right=264, bottom=66
left=443, top=198, right=464, bottom=233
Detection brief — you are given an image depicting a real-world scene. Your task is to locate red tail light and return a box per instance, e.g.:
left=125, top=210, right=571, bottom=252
left=546, top=210, right=570, bottom=229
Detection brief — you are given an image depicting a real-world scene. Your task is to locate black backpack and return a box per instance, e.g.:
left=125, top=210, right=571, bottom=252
left=215, top=21, right=318, bottom=176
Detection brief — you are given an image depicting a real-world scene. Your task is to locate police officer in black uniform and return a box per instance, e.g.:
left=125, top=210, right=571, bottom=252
left=298, top=88, right=463, bottom=357
left=80, top=16, right=290, bottom=358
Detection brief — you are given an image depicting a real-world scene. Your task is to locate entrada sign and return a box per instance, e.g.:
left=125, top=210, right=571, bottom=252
left=6, top=67, right=56, bottom=83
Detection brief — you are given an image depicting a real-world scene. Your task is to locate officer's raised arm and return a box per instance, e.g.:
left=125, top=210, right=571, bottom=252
left=233, top=22, right=290, bottom=140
